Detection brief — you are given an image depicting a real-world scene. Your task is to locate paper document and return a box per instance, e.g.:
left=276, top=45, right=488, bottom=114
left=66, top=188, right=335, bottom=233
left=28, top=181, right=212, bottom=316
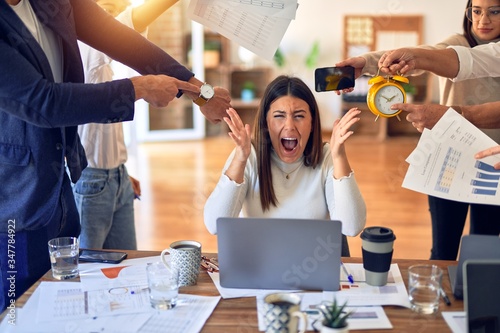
left=188, top=0, right=297, bottom=60
left=2, top=280, right=221, bottom=333
left=208, top=271, right=300, bottom=298
left=79, top=256, right=162, bottom=291
left=442, top=311, right=466, bottom=333
left=224, top=0, right=297, bottom=19
left=209, top=263, right=410, bottom=308
left=0, top=282, right=153, bottom=333
left=403, top=108, right=500, bottom=205
left=36, top=281, right=152, bottom=321
left=325, top=263, right=412, bottom=308
left=256, top=292, right=392, bottom=331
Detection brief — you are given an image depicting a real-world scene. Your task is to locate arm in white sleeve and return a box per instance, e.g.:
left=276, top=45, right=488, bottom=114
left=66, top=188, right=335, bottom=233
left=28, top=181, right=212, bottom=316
left=326, top=172, right=367, bottom=237
left=449, top=43, right=500, bottom=81
left=203, top=150, right=248, bottom=234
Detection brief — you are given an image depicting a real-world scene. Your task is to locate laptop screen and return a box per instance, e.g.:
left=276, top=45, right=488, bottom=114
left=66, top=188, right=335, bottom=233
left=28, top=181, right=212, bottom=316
left=216, top=217, right=342, bottom=291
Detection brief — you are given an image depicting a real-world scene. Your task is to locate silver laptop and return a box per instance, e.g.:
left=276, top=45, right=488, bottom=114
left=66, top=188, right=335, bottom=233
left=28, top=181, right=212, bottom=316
left=463, top=259, right=500, bottom=333
left=448, top=235, right=500, bottom=299
left=216, top=217, right=342, bottom=291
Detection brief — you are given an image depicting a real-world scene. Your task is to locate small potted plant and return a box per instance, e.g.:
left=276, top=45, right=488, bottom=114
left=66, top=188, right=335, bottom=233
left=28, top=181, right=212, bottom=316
left=316, top=298, right=353, bottom=333
left=241, top=80, right=256, bottom=102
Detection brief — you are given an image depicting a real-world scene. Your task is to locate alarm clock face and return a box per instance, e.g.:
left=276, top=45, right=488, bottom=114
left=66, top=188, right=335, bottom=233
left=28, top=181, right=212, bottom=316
left=373, top=84, right=405, bottom=116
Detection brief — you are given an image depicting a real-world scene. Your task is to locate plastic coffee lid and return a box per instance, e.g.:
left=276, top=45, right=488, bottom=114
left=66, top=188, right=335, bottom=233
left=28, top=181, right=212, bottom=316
left=360, top=226, right=396, bottom=242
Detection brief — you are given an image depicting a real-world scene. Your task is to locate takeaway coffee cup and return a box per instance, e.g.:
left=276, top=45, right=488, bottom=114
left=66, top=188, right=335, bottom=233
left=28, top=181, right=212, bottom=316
left=161, top=240, right=201, bottom=287
left=360, top=226, right=396, bottom=286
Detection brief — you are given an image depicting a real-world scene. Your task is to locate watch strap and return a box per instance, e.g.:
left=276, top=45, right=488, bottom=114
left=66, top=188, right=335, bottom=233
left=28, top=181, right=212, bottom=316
left=194, top=95, right=208, bottom=106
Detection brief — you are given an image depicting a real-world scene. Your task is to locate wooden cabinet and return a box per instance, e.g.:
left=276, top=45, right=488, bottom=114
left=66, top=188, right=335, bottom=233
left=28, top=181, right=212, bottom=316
left=197, top=32, right=273, bottom=136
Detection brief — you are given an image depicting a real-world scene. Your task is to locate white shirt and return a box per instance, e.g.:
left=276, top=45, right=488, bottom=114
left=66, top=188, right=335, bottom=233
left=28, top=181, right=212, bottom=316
left=448, top=42, right=500, bottom=82
left=77, top=8, right=142, bottom=169
left=11, top=0, right=63, bottom=83
left=204, top=144, right=367, bottom=237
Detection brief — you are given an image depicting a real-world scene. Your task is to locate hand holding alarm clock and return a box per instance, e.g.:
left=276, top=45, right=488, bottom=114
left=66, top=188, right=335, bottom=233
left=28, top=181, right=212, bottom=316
left=366, top=72, right=409, bottom=119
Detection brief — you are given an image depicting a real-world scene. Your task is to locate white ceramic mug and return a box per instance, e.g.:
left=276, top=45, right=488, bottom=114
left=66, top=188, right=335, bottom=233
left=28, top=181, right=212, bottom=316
left=263, top=293, right=308, bottom=333
left=161, top=240, right=201, bottom=287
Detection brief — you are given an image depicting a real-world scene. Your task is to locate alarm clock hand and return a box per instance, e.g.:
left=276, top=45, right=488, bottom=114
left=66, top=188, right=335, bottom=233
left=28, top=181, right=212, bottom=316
left=387, top=95, right=397, bottom=102
left=380, top=95, right=391, bottom=101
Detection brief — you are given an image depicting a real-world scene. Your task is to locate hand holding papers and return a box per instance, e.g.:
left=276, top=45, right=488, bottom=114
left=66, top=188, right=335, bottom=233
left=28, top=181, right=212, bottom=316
left=403, top=108, right=500, bottom=205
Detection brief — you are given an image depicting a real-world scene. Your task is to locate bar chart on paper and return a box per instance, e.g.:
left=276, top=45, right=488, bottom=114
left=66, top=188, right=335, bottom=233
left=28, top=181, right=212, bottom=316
left=403, top=108, right=500, bottom=206
left=435, top=147, right=461, bottom=194
left=433, top=147, right=499, bottom=199
left=471, top=161, right=500, bottom=196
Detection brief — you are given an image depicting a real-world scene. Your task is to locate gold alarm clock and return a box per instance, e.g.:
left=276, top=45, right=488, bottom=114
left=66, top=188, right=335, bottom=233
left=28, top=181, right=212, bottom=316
left=366, top=75, right=409, bottom=118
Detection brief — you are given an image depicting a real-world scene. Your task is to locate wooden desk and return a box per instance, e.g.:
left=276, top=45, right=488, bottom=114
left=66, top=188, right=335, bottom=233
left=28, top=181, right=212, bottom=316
left=2, top=251, right=462, bottom=332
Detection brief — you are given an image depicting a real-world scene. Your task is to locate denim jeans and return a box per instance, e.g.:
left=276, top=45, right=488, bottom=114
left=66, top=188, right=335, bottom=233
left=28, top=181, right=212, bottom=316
left=73, top=164, right=137, bottom=250
left=428, top=195, right=500, bottom=260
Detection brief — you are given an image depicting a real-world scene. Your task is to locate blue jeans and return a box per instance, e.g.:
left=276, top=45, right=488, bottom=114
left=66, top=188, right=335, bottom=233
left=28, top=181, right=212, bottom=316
left=73, top=165, right=137, bottom=250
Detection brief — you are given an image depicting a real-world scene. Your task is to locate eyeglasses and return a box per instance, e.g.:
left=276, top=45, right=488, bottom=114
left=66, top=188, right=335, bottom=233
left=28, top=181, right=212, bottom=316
left=201, top=256, right=219, bottom=273
left=466, top=6, right=500, bottom=22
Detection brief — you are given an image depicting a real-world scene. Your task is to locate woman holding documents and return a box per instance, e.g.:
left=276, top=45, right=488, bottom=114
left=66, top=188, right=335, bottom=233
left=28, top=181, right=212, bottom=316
left=204, top=76, right=366, bottom=255
left=336, top=0, right=500, bottom=260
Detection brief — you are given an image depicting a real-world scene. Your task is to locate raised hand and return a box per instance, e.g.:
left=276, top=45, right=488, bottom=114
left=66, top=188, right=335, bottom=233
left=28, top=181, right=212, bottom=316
left=224, top=108, right=252, bottom=163
left=330, top=107, right=361, bottom=157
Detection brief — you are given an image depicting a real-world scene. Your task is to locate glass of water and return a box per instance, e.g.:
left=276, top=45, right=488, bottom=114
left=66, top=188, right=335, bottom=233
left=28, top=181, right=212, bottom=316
left=147, top=262, right=179, bottom=310
left=408, top=264, right=443, bottom=314
left=47, top=237, right=79, bottom=280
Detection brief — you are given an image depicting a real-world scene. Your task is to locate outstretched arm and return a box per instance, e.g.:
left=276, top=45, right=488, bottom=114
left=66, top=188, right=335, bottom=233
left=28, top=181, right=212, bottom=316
left=131, top=0, right=179, bottom=32
left=378, top=48, right=459, bottom=78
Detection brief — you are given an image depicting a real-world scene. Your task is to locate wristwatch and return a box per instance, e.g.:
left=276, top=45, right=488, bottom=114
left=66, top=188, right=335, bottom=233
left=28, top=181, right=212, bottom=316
left=194, top=83, right=215, bottom=106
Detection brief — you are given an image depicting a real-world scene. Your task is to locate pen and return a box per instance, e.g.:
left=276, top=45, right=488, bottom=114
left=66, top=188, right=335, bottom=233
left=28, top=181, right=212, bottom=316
left=341, top=262, right=354, bottom=284
left=440, top=288, right=451, bottom=306
left=134, top=194, right=141, bottom=201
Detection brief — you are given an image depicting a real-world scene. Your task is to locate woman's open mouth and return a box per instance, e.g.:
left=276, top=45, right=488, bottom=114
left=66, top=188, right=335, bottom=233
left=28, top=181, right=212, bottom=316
left=281, top=138, right=298, bottom=152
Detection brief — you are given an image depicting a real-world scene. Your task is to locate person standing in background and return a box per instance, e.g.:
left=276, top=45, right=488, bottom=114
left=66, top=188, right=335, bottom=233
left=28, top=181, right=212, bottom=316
left=336, top=0, right=500, bottom=260
left=0, top=0, right=231, bottom=312
left=75, top=0, right=180, bottom=250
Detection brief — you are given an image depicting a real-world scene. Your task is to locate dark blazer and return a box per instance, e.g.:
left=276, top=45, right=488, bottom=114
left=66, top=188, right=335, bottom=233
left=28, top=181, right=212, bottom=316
left=0, top=0, right=194, bottom=232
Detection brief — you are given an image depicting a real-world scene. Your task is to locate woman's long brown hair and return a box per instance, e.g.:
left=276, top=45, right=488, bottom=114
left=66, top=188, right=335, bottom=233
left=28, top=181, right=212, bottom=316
left=252, top=75, right=323, bottom=211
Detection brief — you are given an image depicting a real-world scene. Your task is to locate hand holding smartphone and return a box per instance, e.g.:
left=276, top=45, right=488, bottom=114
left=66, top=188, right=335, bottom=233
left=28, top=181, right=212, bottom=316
left=79, top=249, right=128, bottom=264
left=315, top=66, right=355, bottom=92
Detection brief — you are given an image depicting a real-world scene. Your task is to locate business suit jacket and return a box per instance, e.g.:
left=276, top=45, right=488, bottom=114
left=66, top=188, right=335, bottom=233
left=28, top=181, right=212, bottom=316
left=0, top=0, right=194, bottom=232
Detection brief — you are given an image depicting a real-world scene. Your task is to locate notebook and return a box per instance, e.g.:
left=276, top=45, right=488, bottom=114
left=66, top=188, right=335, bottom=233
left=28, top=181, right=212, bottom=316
left=463, top=259, right=500, bottom=333
left=216, top=217, right=342, bottom=291
left=448, top=234, right=500, bottom=299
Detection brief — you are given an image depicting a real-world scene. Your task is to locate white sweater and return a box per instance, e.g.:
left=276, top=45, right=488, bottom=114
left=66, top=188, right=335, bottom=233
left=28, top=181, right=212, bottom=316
left=204, top=144, right=366, bottom=236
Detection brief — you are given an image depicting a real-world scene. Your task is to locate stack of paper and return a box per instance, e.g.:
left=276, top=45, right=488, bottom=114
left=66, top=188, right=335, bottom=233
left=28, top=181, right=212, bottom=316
left=187, top=0, right=298, bottom=60
left=0, top=257, right=220, bottom=333
left=403, top=108, right=500, bottom=205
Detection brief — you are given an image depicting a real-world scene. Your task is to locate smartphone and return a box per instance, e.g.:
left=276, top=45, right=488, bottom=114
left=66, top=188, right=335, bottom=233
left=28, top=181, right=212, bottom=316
left=79, top=249, right=128, bottom=264
left=314, top=66, right=355, bottom=92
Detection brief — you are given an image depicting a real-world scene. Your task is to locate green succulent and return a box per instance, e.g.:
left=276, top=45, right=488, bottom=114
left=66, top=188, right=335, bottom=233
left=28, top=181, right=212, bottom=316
left=317, top=298, right=353, bottom=329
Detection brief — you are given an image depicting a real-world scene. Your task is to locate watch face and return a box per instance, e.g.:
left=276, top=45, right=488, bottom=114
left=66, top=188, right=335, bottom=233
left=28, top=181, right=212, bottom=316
left=373, top=85, right=405, bottom=115
left=201, top=83, right=215, bottom=99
